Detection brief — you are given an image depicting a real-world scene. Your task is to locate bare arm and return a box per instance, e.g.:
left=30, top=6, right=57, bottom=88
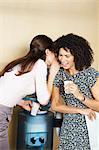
left=67, top=78, right=99, bottom=112
left=51, top=86, right=96, bottom=119
left=35, top=59, right=59, bottom=105
left=47, top=60, right=60, bottom=95
left=79, top=78, right=99, bottom=112
left=18, top=100, right=32, bottom=111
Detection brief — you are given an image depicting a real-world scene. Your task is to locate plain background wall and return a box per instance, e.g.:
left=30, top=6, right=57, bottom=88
left=0, top=0, right=99, bottom=149
left=0, top=0, right=99, bottom=71
left=98, top=1, right=99, bottom=70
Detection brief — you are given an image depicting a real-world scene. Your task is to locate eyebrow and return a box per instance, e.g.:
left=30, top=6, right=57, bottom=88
left=59, top=53, right=71, bottom=56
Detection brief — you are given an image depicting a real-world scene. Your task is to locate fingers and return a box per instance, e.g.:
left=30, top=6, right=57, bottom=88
left=92, top=111, right=96, bottom=119
left=87, top=109, right=96, bottom=121
left=64, top=82, right=74, bottom=93
left=24, top=100, right=32, bottom=106
left=22, top=105, right=31, bottom=111
left=28, top=100, right=32, bottom=106
left=64, top=82, right=80, bottom=98
left=21, top=100, right=32, bottom=111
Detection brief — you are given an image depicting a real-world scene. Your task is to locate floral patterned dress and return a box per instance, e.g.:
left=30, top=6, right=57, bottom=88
left=53, top=67, right=99, bottom=150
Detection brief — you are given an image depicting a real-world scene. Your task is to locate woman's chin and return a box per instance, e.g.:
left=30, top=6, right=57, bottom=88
left=62, top=65, right=69, bottom=70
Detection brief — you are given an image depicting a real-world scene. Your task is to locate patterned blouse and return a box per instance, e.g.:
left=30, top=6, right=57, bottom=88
left=54, top=67, right=99, bottom=108
left=53, top=67, right=99, bottom=150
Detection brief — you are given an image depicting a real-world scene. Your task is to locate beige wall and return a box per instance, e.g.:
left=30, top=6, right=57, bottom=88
left=97, top=1, right=99, bottom=70
left=0, top=0, right=99, bottom=70
left=0, top=1, right=99, bottom=149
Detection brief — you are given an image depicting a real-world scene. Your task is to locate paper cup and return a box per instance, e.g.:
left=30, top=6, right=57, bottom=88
left=31, top=102, right=40, bottom=116
left=64, top=80, right=72, bottom=94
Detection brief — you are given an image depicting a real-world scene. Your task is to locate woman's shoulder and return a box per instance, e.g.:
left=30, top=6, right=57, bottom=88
left=85, top=67, right=99, bottom=76
left=33, top=59, right=47, bottom=73
left=84, top=67, right=99, bottom=88
left=56, top=67, right=64, bottom=75
left=8, top=64, right=21, bottom=74
left=35, top=59, right=46, bottom=67
left=54, top=67, right=65, bottom=80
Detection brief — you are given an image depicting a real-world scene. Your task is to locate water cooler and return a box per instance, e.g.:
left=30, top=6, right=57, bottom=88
left=17, top=94, right=62, bottom=150
left=17, top=110, right=54, bottom=150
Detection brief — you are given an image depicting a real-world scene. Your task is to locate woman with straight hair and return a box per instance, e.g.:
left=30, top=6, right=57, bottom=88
left=0, top=34, right=59, bottom=150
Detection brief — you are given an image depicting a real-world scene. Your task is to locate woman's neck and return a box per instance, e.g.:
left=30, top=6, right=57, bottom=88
left=66, top=67, right=79, bottom=76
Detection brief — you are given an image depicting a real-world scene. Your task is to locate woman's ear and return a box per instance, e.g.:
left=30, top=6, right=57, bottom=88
left=45, top=49, right=51, bottom=55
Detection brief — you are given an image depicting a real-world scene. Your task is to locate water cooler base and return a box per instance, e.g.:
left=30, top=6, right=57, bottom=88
left=17, top=110, right=54, bottom=150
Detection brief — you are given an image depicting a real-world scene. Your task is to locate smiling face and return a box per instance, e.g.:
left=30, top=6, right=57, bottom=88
left=58, top=48, right=75, bottom=71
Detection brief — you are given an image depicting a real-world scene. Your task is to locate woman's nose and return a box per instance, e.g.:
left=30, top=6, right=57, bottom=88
left=61, top=56, right=66, bottom=62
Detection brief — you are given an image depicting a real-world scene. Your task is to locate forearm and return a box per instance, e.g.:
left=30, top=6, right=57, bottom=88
left=18, top=100, right=25, bottom=107
left=51, top=102, right=84, bottom=114
left=69, top=78, right=99, bottom=112
left=78, top=95, right=99, bottom=112
left=47, top=73, right=55, bottom=96
left=48, top=60, right=60, bottom=96
left=18, top=100, right=32, bottom=111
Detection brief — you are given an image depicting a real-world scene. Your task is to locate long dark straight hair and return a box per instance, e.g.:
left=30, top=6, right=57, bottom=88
left=0, top=35, right=54, bottom=76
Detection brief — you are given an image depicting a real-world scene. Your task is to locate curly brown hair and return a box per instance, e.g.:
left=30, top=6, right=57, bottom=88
left=54, top=33, right=94, bottom=71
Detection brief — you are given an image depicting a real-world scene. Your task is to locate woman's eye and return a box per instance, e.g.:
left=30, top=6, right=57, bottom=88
left=65, top=55, right=70, bottom=58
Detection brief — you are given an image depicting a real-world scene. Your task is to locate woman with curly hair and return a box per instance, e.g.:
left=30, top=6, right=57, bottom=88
left=51, top=33, right=99, bottom=150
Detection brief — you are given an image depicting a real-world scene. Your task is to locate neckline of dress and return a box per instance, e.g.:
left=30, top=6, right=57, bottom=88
left=62, top=67, right=91, bottom=77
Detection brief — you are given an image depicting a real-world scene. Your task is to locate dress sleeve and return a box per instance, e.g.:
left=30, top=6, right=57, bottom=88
left=35, top=60, right=50, bottom=105
left=96, top=72, right=99, bottom=77
left=87, top=67, right=99, bottom=88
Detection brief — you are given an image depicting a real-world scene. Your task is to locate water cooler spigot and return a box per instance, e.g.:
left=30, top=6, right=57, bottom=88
left=39, top=137, right=44, bottom=144
left=30, top=137, right=36, bottom=144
